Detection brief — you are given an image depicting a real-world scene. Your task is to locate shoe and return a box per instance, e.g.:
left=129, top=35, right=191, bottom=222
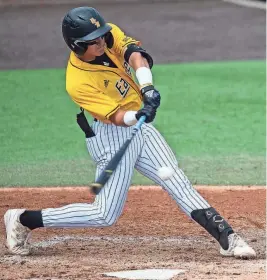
left=220, top=233, right=256, bottom=259
left=4, top=209, right=31, bottom=255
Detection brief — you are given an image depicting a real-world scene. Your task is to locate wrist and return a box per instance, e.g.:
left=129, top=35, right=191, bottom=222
left=123, top=111, right=138, bottom=126
left=135, top=67, right=153, bottom=88
left=140, top=85, right=155, bottom=96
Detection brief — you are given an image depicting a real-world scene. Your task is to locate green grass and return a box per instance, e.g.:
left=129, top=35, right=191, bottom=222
left=0, top=61, right=265, bottom=186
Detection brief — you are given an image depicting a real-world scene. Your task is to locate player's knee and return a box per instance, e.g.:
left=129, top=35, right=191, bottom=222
left=98, top=211, right=120, bottom=227
left=102, top=217, right=118, bottom=227
left=100, top=216, right=119, bottom=227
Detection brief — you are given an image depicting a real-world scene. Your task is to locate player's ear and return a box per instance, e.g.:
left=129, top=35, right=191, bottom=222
left=105, top=32, right=114, bottom=48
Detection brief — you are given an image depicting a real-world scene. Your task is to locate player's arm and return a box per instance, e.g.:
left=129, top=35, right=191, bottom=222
left=110, top=51, right=158, bottom=126
left=110, top=48, right=160, bottom=126
left=107, top=23, right=157, bottom=95
left=126, top=45, right=159, bottom=98
left=109, top=107, right=156, bottom=127
left=125, top=46, right=161, bottom=126
left=106, top=24, right=160, bottom=126
left=109, top=54, right=159, bottom=127
left=128, top=52, right=150, bottom=70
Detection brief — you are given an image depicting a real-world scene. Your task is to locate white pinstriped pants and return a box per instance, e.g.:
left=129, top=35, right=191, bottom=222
left=42, top=122, right=210, bottom=227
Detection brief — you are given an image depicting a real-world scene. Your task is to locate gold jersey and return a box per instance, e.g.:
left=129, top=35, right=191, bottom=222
left=66, top=23, right=143, bottom=123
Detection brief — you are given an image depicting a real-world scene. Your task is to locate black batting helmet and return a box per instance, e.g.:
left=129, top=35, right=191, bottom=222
left=62, top=7, right=112, bottom=55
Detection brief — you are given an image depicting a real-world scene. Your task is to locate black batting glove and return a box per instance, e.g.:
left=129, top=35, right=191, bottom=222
left=136, top=104, right=157, bottom=123
left=141, top=85, right=161, bottom=109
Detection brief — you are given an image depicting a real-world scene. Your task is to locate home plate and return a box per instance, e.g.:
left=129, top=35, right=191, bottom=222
left=103, top=269, right=186, bottom=280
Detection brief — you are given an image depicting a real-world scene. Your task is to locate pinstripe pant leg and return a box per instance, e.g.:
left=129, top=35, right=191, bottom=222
left=135, top=124, right=210, bottom=217
left=42, top=123, right=143, bottom=228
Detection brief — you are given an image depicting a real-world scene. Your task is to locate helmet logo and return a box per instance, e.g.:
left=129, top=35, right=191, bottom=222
left=90, top=17, right=100, bottom=28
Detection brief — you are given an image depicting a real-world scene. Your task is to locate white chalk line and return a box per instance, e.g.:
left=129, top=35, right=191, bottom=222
left=223, top=0, right=266, bottom=10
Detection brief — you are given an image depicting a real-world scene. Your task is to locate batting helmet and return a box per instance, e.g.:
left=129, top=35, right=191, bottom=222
left=62, top=7, right=112, bottom=55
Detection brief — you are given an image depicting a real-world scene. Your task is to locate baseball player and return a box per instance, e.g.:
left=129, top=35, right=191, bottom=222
left=4, top=7, right=255, bottom=259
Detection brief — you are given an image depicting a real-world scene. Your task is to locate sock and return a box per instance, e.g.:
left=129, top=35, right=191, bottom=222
left=20, top=210, right=44, bottom=230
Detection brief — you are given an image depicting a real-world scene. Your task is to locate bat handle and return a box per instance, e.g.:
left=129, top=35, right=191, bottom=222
left=132, top=115, right=146, bottom=134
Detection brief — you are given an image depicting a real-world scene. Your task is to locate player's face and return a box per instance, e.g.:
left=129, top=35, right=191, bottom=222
left=84, top=36, right=106, bottom=57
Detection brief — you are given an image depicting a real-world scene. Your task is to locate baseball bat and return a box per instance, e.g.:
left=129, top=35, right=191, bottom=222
left=90, top=115, right=146, bottom=195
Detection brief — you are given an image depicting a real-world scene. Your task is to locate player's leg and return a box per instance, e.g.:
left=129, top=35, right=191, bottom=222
left=4, top=122, right=143, bottom=255
left=41, top=123, right=142, bottom=227
left=135, top=124, right=210, bottom=215
left=134, top=123, right=256, bottom=258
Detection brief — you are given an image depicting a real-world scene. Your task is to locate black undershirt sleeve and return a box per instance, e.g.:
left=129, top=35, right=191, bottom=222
left=124, top=44, right=154, bottom=69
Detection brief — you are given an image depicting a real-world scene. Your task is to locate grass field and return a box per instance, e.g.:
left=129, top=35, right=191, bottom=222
left=0, top=60, right=265, bottom=186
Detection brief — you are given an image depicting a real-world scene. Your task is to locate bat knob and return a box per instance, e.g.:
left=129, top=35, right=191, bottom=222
left=90, top=183, right=102, bottom=195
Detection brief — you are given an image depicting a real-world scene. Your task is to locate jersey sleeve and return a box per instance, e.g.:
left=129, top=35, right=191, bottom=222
left=69, top=84, right=120, bottom=120
left=108, top=23, right=141, bottom=58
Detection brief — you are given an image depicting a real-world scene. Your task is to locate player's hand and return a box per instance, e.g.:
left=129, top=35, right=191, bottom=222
left=136, top=105, right=157, bottom=123
left=141, top=85, right=161, bottom=109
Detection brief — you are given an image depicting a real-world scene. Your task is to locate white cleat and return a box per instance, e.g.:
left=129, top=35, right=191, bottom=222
left=4, top=209, right=31, bottom=256
left=220, top=233, right=256, bottom=259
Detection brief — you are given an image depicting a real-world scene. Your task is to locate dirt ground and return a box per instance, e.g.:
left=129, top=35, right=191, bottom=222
left=0, top=186, right=265, bottom=280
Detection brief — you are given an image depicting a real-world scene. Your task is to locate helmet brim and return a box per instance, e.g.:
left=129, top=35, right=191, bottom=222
left=80, top=24, right=112, bottom=41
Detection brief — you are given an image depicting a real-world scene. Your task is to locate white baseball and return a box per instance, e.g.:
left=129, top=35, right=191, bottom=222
left=157, top=166, right=174, bottom=180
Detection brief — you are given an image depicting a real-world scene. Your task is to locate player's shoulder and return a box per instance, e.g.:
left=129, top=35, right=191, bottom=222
left=108, top=23, right=125, bottom=36
left=108, top=23, right=121, bottom=31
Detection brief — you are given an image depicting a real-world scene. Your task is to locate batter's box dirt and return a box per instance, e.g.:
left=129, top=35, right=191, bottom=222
left=0, top=186, right=265, bottom=280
